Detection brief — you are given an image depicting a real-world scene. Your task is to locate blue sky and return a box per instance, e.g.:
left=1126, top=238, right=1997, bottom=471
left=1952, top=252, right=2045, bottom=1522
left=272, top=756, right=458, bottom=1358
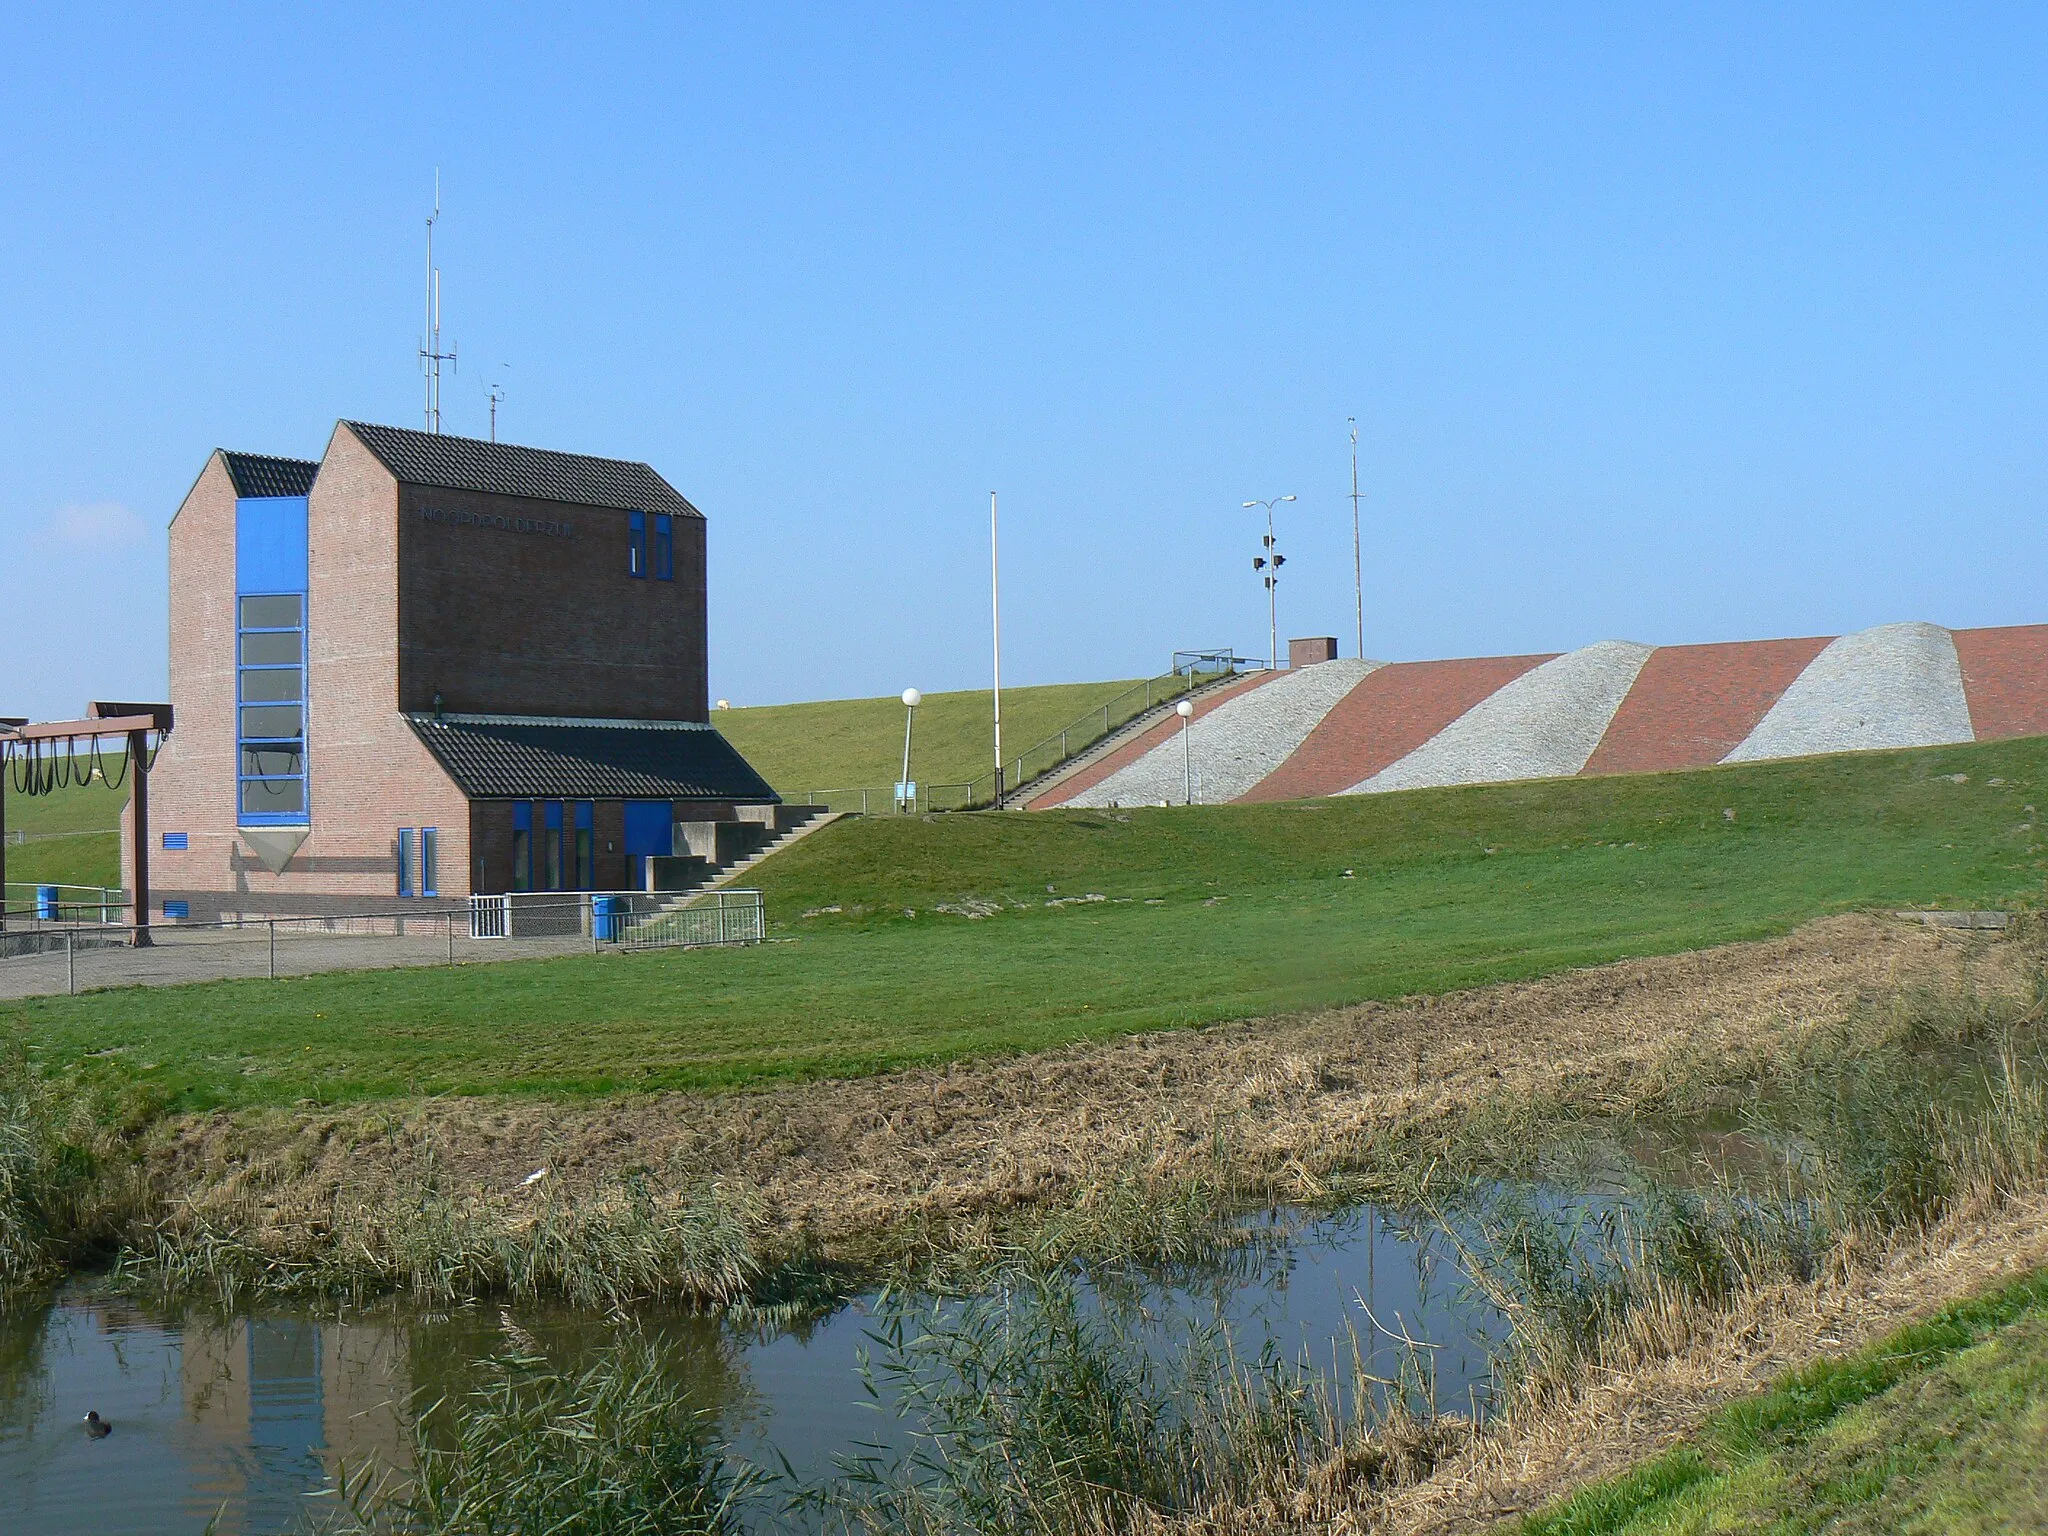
left=4, top=5, right=2046, bottom=719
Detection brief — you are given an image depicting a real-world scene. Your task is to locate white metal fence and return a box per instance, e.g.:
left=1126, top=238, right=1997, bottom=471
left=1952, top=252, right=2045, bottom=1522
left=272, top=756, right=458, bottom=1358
left=466, top=890, right=764, bottom=949
left=615, top=889, right=765, bottom=950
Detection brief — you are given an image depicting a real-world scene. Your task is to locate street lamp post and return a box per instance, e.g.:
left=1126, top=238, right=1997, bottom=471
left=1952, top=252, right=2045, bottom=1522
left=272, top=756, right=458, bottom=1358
left=1176, top=698, right=1195, bottom=805
left=1243, top=495, right=1297, bottom=670
left=898, top=688, right=921, bottom=811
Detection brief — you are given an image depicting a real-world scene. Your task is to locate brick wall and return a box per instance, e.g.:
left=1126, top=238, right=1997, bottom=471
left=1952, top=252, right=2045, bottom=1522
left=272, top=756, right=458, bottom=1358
left=394, top=460, right=708, bottom=721
left=127, top=453, right=240, bottom=915
left=137, top=422, right=719, bottom=917
left=292, top=425, right=473, bottom=907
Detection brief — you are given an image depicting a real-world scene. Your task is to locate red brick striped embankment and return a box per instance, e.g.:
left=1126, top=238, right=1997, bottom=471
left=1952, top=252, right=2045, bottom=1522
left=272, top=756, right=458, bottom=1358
left=1238, top=654, right=1555, bottom=802
left=1026, top=671, right=1278, bottom=809
left=1952, top=624, right=2048, bottom=742
left=1580, top=635, right=1832, bottom=776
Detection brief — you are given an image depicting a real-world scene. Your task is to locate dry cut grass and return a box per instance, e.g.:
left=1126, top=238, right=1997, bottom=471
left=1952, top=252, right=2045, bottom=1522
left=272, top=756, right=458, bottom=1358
left=136, top=912, right=2030, bottom=1293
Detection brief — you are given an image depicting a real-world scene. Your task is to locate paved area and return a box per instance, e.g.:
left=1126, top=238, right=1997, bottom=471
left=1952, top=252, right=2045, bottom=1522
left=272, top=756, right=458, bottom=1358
left=0, top=925, right=603, bottom=1001
left=1581, top=634, right=1832, bottom=775
left=1064, top=661, right=1376, bottom=808
left=1725, top=622, right=1975, bottom=762
left=1351, top=640, right=1655, bottom=794
left=1239, top=651, right=1555, bottom=802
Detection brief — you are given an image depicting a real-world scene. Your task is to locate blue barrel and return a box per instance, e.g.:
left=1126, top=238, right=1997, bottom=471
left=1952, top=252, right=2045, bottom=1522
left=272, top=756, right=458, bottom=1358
left=593, top=895, right=622, bottom=942
left=36, top=885, right=58, bottom=921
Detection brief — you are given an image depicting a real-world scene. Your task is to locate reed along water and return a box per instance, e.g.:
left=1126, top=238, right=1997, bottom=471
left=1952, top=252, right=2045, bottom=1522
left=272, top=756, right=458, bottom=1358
left=1, top=1202, right=1503, bottom=1535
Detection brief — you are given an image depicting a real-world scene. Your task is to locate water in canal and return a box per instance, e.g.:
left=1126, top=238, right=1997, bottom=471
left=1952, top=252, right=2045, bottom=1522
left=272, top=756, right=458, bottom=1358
left=0, top=1203, right=1508, bottom=1535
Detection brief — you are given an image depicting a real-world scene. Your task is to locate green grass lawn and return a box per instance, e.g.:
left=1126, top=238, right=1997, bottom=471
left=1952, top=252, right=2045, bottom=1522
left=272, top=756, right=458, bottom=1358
left=1521, top=1267, right=2048, bottom=1533
left=5, top=736, right=2047, bottom=1110
left=2, top=777, right=125, bottom=891
left=712, top=677, right=1149, bottom=795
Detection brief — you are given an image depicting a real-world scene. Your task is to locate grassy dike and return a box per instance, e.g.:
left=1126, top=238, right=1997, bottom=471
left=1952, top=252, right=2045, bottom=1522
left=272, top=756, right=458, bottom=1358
left=1522, top=1269, right=2048, bottom=1534
left=710, top=675, right=1146, bottom=794
left=6, top=735, right=2048, bottom=1108
left=0, top=775, right=124, bottom=890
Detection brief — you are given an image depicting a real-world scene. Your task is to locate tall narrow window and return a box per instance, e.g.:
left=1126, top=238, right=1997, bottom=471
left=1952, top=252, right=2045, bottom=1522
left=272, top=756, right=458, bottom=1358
left=543, top=801, right=564, bottom=890
left=574, top=801, right=594, bottom=889
left=237, top=594, right=308, bottom=822
left=512, top=802, right=533, bottom=893
left=628, top=510, right=647, bottom=577
left=421, top=827, right=439, bottom=898
left=397, top=827, right=415, bottom=898
left=652, top=514, right=673, bottom=581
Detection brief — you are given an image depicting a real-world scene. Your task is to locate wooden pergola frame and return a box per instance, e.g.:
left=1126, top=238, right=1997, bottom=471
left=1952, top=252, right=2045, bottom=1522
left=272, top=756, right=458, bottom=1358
left=0, top=703, right=172, bottom=946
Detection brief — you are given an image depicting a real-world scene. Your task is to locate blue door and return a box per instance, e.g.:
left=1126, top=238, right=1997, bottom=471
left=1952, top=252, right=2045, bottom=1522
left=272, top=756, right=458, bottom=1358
left=623, top=801, right=673, bottom=889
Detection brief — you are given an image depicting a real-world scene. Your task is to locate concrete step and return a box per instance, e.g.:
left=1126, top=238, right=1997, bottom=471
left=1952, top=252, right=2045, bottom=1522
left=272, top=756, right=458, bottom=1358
left=650, top=808, right=847, bottom=913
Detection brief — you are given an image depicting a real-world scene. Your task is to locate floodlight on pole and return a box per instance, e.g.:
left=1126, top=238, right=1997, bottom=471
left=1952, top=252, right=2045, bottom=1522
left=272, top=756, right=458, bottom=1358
left=898, top=689, right=921, bottom=811
left=1176, top=697, right=1195, bottom=805
left=1243, top=495, right=1296, bottom=670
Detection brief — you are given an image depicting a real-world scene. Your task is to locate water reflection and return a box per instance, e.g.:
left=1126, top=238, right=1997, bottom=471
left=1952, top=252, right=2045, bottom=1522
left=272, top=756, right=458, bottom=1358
left=0, top=1201, right=1507, bottom=1535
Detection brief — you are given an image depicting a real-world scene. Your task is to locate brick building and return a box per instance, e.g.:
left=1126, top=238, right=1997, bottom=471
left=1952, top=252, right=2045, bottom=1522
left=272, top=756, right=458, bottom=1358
left=134, top=421, right=778, bottom=919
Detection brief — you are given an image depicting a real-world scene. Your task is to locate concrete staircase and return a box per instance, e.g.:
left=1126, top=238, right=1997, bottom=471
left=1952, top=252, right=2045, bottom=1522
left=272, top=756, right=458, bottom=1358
left=1007, top=669, right=1258, bottom=808
left=645, top=806, right=846, bottom=913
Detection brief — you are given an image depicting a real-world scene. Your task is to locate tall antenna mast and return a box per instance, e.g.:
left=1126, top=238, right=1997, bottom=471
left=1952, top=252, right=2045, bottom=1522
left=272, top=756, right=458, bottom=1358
left=419, top=172, right=458, bottom=433
left=1349, top=417, right=1364, bottom=660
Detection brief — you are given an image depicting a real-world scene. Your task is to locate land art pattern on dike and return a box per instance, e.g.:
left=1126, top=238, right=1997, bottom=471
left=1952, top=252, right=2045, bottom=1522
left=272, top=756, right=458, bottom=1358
left=1034, top=618, right=2048, bottom=807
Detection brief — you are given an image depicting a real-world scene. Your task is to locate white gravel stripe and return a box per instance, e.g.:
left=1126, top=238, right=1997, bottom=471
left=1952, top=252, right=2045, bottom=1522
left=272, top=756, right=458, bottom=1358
left=1721, top=622, right=1973, bottom=762
left=1345, top=640, right=1654, bottom=795
left=1064, top=659, right=1381, bottom=807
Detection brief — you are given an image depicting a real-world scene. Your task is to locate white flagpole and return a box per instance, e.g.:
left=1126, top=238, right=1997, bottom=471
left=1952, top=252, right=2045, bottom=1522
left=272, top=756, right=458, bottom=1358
left=991, top=491, right=1005, bottom=807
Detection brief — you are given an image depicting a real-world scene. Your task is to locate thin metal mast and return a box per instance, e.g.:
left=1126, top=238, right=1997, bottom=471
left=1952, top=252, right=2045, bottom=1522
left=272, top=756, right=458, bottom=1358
left=419, top=172, right=457, bottom=433
left=990, top=491, right=1005, bottom=808
left=1349, top=417, right=1363, bottom=659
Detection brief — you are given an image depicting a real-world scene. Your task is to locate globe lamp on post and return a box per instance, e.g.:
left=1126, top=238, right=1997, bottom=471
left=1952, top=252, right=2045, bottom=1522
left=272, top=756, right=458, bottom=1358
left=897, top=689, right=922, bottom=812
left=1176, top=697, right=1196, bottom=805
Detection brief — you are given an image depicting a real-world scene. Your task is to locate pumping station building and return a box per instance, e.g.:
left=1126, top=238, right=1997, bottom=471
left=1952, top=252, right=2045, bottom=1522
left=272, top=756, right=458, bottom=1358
left=134, top=421, right=783, bottom=921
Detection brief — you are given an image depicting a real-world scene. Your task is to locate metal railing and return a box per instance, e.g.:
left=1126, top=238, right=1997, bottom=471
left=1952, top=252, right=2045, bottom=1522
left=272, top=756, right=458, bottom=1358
left=0, top=892, right=770, bottom=999
left=3, top=882, right=127, bottom=925
left=793, top=652, right=1255, bottom=816
left=617, top=889, right=765, bottom=950
left=467, top=890, right=765, bottom=949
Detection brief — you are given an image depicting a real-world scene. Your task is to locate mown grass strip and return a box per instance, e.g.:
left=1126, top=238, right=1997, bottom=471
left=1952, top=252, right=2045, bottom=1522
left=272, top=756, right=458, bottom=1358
left=1520, top=1266, right=2048, bottom=1533
left=6, top=734, right=2048, bottom=1109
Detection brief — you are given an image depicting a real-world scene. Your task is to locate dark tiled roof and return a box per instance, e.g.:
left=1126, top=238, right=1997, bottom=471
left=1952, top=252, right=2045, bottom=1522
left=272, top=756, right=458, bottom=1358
left=406, top=715, right=776, bottom=802
left=344, top=422, right=700, bottom=519
left=221, top=451, right=319, bottom=498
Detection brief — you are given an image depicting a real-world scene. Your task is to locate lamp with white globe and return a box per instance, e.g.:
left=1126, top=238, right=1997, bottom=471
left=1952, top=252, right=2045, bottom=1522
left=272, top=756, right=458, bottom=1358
left=1176, top=697, right=1196, bottom=805
left=897, top=689, right=922, bottom=812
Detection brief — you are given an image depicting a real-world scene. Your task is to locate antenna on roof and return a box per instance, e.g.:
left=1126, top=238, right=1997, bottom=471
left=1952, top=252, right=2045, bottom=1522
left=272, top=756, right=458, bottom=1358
left=487, top=364, right=508, bottom=442
left=419, top=171, right=458, bottom=434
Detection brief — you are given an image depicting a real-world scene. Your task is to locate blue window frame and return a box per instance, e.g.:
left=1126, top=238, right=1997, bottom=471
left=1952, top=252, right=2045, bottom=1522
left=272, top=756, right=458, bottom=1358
left=542, top=800, right=564, bottom=889
left=421, top=827, right=439, bottom=898
left=162, top=900, right=190, bottom=920
left=512, top=801, right=533, bottom=892
left=628, top=510, right=647, bottom=577
left=652, top=514, right=673, bottom=581
left=573, top=801, right=594, bottom=889
left=397, top=827, right=415, bottom=897
left=237, top=593, right=309, bottom=823
left=162, top=831, right=188, bottom=850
